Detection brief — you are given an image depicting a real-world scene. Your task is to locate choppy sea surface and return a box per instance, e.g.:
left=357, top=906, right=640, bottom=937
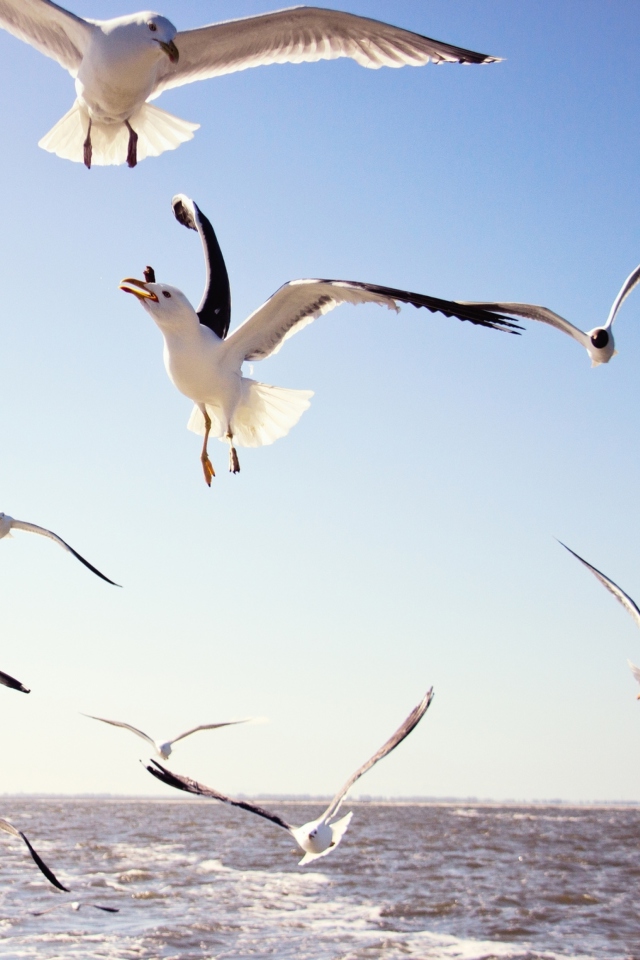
left=0, top=798, right=637, bottom=959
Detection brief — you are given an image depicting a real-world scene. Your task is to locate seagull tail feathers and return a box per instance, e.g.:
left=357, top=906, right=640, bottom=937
left=39, top=101, right=199, bottom=166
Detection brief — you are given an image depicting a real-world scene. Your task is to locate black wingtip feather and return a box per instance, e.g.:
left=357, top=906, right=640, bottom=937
left=19, top=831, right=69, bottom=892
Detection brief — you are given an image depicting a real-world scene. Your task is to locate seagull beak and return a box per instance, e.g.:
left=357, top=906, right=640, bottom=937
left=119, top=278, right=159, bottom=302
left=157, top=39, right=179, bottom=63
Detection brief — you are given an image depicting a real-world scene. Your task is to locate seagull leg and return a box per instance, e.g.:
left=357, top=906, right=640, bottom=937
left=83, top=119, right=92, bottom=169
left=125, top=120, right=138, bottom=168
left=201, top=410, right=215, bottom=486
left=226, top=429, right=240, bottom=474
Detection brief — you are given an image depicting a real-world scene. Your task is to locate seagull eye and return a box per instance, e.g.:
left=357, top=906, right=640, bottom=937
left=162, top=290, right=172, bottom=298
left=148, top=22, right=157, bottom=32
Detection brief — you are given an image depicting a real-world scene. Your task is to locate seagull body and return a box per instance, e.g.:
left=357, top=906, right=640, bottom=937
left=559, top=541, right=640, bottom=696
left=0, top=512, right=118, bottom=585
left=464, top=263, right=640, bottom=366
left=0, top=818, right=69, bottom=891
left=146, top=687, right=433, bottom=865
left=0, top=1, right=500, bottom=167
left=120, top=196, right=520, bottom=484
left=84, top=714, right=250, bottom=759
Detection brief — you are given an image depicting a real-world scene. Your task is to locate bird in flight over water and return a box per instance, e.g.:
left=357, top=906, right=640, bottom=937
left=84, top=714, right=252, bottom=759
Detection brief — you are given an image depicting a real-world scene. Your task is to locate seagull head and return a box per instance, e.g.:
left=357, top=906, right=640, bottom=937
left=586, top=327, right=616, bottom=366
left=120, top=279, right=198, bottom=330
left=157, top=741, right=173, bottom=759
left=106, top=12, right=179, bottom=64
left=294, top=818, right=334, bottom=855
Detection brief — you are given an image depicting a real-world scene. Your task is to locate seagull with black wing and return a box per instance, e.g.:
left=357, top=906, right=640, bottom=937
left=84, top=713, right=251, bottom=760
left=0, top=1, right=500, bottom=168
left=120, top=196, right=520, bottom=484
left=146, top=687, right=433, bottom=864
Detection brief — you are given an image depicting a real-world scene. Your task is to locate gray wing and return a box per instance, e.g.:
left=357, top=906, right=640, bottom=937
left=0, top=0, right=93, bottom=75
left=322, top=687, right=434, bottom=822
left=11, top=519, right=120, bottom=586
left=461, top=301, right=590, bottom=347
left=145, top=760, right=292, bottom=832
left=628, top=660, right=640, bottom=686
left=559, top=541, right=640, bottom=630
left=0, top=668, right=29, bottom=693
left=170, top=719, right=251, bottom=746
left=223, top=279, right=521, bottom=367
left=83, top=714, right=156, bottom=749
left=152, top=5, right=500, bottom=95
left=0, top=819, right=69, bottom=891
left=605, top=263, right=640, bottom=328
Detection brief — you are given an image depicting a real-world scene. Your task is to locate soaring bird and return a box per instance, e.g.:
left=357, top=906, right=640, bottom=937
left=0, top=818, right=69, bottom=891
left=463, top=263, right=640, bottom=367
left=84, top=713, right=251, bottom=759
left=0, top=2, right=500, bottom=168
left=120, top=196, right=520, bottom=484
left=0, top=512, right=119, bottom=585
left=559, top=541, right=640, bottom=697
left=146, top=687, right=433, bottom=865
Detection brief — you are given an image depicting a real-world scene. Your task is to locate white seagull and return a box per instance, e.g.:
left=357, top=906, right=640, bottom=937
left=146, top=687, right=433, bottom=865
left=84, top=713, right=251, bottom=759
left=0, top=2, right=500, bottom=168
left=463, top=262, right=640, bottom=367
left=31, top=901, right=119, bottom=916
left=0, top=668, right=30, bottom=694
left=560, top=541, right=640, bottom=696
left=0, top=512, right=119, bottom=586
left=120, top=196, right=520, bottom=484
left=0, top=818, right=69, bottom=891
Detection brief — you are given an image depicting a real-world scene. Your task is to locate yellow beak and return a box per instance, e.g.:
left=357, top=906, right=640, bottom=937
left=157, top=39, right=179, bottom=63
left=119, top=278, right=159, bottom=302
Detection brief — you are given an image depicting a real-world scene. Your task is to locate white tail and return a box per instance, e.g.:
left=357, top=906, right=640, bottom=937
left=38, top=100, right=199, bottom=166
left=187, top=380, right=314, bottom=449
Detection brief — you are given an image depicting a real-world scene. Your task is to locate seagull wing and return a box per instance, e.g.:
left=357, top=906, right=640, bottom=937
left=10, top=519, right=120, bottom=587
left=461, top=301, right=590, bottom=348
left=145, top=760, right=292, bottom=832
left=223, top=279, right=521, bottom=365
left=0, top=819, right=69, bottom=891
left=169, top=719, right=251, bottom=746
left=321, top=687, right=434, bottom=823
left=559, top=541, right=640, bottom=630
left=83, top=714, right=157, bottom=750
left=172, top=195, right=231, bottom=340
left=0, top=668, right=29, bottom=693
left=152, top=6, right=499, bottom=95
left=0, top=0, right=93, bottom=75
left=605, top=263, right=640, bottom=329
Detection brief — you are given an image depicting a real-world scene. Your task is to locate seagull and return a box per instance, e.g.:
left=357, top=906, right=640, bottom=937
left=0, top=818, right=69, bottom=891
left=84, top=713, right=251, bottom=759
left=0, top=668, right=30, bottom=694
left=120, top=196, right=520, bottom=484
left=31, top=901, right=119, bottom=916
left=559, top=541, right=640, bottom=696
left=463, top=263, right=640, bottom=367
left=0, top=513, right=119, bottom=586
left=146, top=687, right=433, bottom=865
left=0, top=2, right=500, bottom=168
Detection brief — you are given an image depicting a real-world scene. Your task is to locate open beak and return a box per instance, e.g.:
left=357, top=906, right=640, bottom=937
left=119, top=278, right=159, bottom=302
left=157, top=39, right=179, bottom=63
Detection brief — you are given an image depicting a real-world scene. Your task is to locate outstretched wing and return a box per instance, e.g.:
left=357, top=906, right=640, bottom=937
left=170, top=719, right=250, bottom=746
left=172, top=195, right=231, bottom=340
left=223, top=279, right=521, bottom=365
left=0, top=0, right=93, bottom=75
left=152, top=6, right=500, bottom=95
left=0, top=819, right=69, bottom=891
left=11, top=519, right=120, bottom=587
left=83, top=715, right=156, bottom=749
left=0, top=668, right=29, bottom=693
left=559, top=541, right=640, bottom=630
left=145, top=760, right=292, bottom=832
left=322, top=687, right=434, bottom=822
left=628, top=660, right=640, bottom=686
left=461, top=300, right=590, bottom=347
left=605, top=263, right=640, bottom=329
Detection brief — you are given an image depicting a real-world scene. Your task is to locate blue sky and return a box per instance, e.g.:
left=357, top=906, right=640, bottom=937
left=0, top=0, right=639, bottom=800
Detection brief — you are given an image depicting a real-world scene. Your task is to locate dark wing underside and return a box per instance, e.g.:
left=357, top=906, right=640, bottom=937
left=0, top=820, right=69, bottom=891
left=0, top=668, right=29, bottom=693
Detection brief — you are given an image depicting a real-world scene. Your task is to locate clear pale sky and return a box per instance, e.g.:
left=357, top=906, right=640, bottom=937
left=0, top=0, right=639, bottom=801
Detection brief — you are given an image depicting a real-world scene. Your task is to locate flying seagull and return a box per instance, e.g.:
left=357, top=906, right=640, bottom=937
left=0, top=668, right=30, bottom=694
left=559, top=541, right=640, bottom=696
left=146, top=687, right=433, bottom=864
left=0, top=818, right=69, bottom=891
left=31, top=901, right=119, bottom=916
left=0, top=512, right=119, bottom=586
left=463, top=263, right=640, bottom=367
left=84, top=713, right=251, bottom=759
left=120, top=196, right=520, bottom=484
left=0, top=2, right=500, bottom=168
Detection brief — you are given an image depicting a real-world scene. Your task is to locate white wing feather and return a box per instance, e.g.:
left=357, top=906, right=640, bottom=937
left=83, top=715, right=156, bottom=749
left=152, top=5, right=499, bottom=95
left=0, top=0, right=93, bottom=75
left=461, top=301, right=590, bottom=347
left=605, top=263, right=640, bottom=329
left=169, top=719, right=250, bottom=746
left=628, top=660, right=640, bottom=686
